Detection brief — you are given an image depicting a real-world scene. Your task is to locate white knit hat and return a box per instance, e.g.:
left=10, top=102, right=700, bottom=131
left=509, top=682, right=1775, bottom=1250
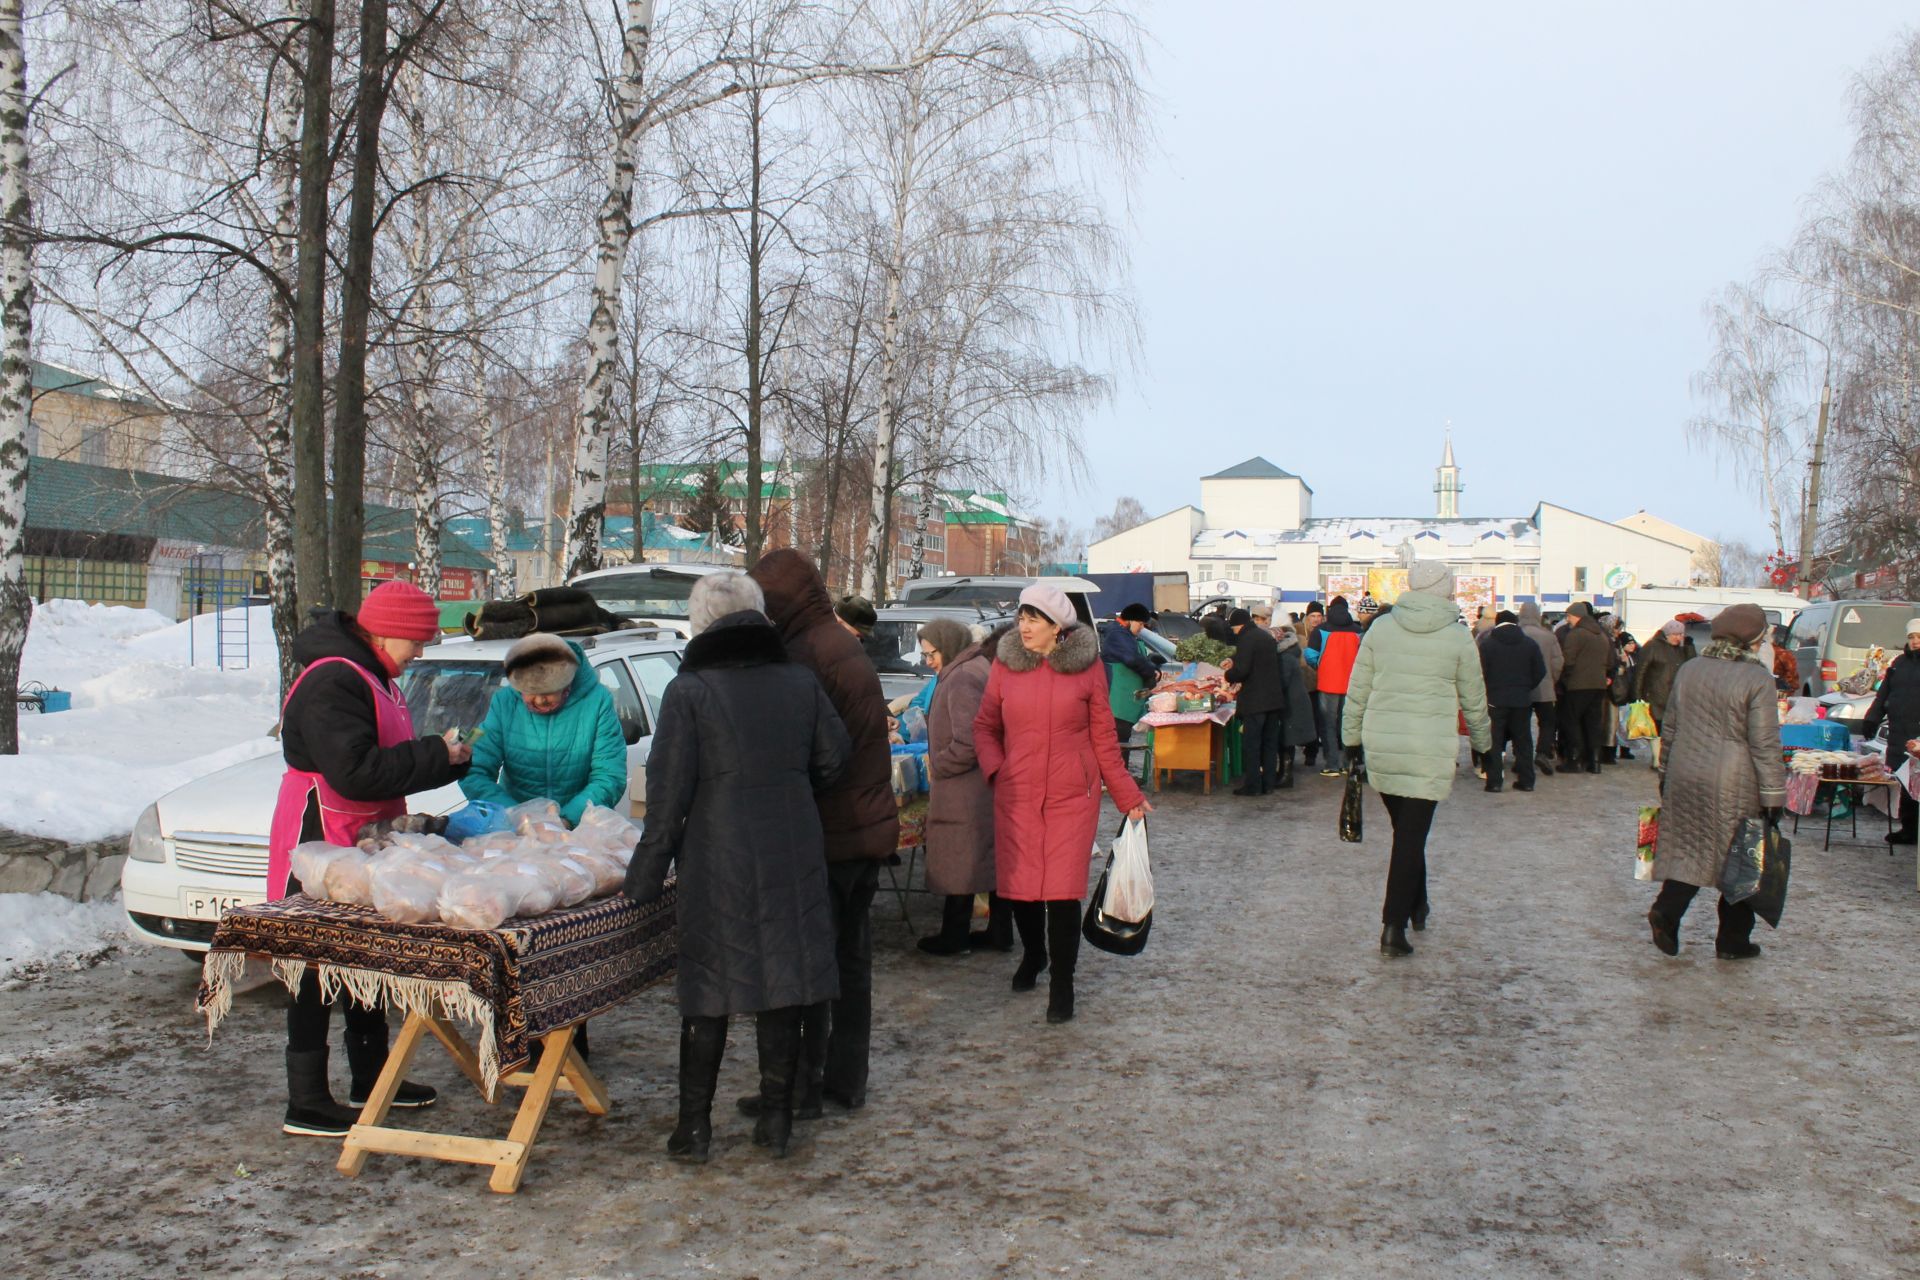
left=1906, top=618, right=1920, bottom=637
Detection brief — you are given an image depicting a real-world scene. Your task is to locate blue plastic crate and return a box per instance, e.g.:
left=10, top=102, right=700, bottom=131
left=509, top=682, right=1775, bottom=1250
left=1780, top=720, right=1849, bottom=751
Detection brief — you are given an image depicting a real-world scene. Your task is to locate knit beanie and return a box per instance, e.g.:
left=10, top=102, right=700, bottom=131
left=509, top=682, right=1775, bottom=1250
left=357, top=580, right=441, bottom=641
left=1661, top=619, right=1686, bottom=637
left=1495, top=610, right=1518, bottom=626
left=504, top=633, right=579, bottom=696
left=1407, top=560, right=1454, bottom=598
left=1227, top=607, right=1252, bottom=628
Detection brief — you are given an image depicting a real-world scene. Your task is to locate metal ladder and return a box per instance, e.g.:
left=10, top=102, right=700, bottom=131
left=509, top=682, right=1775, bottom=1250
left=186, top=554, right=251, bottom=671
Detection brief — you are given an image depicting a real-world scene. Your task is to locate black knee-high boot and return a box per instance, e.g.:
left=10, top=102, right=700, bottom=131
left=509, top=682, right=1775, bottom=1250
left=972, top=892, right=1015, bottom=951
left=669, top=1016, right=727, bottom=1162
left=1276, top=747, right=1295, bottom=790
left=751, top=1006, right=805, bottom=1157
left=1011, top=900, right=1047, bottom=991
left=1045, top=899, right=1080, bottom=1023
left=917, top=894, right=974, bottom=956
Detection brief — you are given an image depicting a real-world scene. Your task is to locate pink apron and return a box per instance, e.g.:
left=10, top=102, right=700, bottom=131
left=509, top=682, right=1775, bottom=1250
left=267, top=656, right=416, bottom=899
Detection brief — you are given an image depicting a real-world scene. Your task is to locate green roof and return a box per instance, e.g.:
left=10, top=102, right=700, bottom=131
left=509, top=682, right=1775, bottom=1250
left=31, top=359, right=162, bottom=410
left=622, top=462, right=792, bottom=502
left=27, top=456, right=493, bottom=571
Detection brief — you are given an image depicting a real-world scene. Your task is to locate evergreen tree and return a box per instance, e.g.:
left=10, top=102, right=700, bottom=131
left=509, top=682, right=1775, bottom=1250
left=683, top=466, right=738, bottom=544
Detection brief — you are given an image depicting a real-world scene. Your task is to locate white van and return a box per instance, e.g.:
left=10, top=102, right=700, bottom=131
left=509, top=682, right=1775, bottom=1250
left=1609, top=586, right=1806, bottom=645
left=120, top=632, right=683, bottom=954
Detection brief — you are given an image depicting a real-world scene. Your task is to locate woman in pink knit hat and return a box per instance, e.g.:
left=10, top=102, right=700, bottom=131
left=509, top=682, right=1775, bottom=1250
left=266, top=580, right=472, bottom=1138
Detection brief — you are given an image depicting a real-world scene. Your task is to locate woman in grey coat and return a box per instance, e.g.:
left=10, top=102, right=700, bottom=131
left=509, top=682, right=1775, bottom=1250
left=917, top=622, right=1014, bottom=955
left=1646, top=604, right=1785, bottom=961
left=626, top=571, right=852, bottom=1161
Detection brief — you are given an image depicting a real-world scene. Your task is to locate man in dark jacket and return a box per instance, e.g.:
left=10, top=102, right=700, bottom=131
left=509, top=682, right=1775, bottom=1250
left=1228, top=608, right=1286, bottom=796
left=1477, top=611, right=1548, bottom=792
left=748, top=550, right=899, bottom=1114
left=1515, top=602, right=1564, bottom=778
left=1558, top=601, right=1616, bottom=774
left=1863, top=620, right=1920, bottom=843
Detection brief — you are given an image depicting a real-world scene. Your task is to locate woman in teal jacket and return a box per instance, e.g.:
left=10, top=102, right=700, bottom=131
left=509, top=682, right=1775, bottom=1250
left=461, top=633, right=629, bottom=825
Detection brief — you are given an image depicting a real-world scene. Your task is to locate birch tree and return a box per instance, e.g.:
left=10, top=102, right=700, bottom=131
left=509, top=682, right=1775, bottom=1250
left=0, top=0, right=30, bottom=755
left=1688, top=282, right=1809, bottom=556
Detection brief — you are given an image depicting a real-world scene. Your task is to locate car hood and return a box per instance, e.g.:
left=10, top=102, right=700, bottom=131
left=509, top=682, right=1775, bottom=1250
left=154, top=751, right=467, bottom=840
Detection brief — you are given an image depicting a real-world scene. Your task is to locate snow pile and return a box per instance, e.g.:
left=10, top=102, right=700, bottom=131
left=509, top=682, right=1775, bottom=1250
left=0, top=603, right=282, bottom=842
left=0, top=891, right=136, bottom=979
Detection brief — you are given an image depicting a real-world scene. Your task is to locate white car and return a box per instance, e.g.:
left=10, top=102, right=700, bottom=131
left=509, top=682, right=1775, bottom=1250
left=121, top=632, right=684, bottom=954
left=568, top=563, right=733, bottom=637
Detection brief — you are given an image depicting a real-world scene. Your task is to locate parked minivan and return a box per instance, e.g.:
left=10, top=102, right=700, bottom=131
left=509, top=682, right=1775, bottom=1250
left=1785, top=599, right=1918, bottom=697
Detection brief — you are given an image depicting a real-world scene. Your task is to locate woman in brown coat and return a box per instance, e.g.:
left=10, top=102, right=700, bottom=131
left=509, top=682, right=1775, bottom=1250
left=1646, top=604, right=1785, bottom=961
left=917, top=623, right=1016, bottom=956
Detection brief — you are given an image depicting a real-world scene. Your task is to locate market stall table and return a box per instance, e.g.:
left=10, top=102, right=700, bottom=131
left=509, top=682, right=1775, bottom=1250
left=884, top=796, right=931, bottom=925
left=198, top=890, right=676, bottom=1193
left=1137, top=703, right=1237, bottom=794
left=1785, top=771, right=1899, bottom=852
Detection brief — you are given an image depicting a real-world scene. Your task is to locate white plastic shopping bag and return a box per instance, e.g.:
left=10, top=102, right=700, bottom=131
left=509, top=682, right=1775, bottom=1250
left=1101, top=818, right=1154, bottom=924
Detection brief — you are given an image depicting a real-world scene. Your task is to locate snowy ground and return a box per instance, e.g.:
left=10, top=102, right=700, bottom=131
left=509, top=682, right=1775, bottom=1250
left=0, top=602, right=280, bottom=842
left=2, top=761, right=1917, bottom=1278
left=0, top=892, right=133, bottom=981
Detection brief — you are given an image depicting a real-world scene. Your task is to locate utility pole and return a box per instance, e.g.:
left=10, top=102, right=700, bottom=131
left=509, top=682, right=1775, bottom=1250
left=1761, top=313, right=1832, bottom=600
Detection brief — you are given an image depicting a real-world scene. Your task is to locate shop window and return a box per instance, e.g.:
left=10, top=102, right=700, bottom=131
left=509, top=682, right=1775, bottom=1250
left=1572, top=566, right=1587, bottom=592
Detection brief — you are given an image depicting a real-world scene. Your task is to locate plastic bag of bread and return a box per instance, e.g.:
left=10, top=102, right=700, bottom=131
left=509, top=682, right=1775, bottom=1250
left=545, top=850, right=598, bottom=907
left=323, top=849, right=376, bottom=906
left=289, top=842, right=358, bottom=896
left=463, top=831, right=523, bottom=856
left=576, top=803, right=641, bottom=849
left=370, top=858, right=444, bottom=924
left=575, top=848, right=628, bottom=896
left=483, top=857, right=559, bottom=917
left=437, top=871, right=531, bottom=931
left=389, top=831, right=459, bottom=858
left=507, top=798, right=565, bottom=834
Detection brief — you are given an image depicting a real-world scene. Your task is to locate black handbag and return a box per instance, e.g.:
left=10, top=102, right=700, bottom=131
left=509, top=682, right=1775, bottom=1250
left=1339, top=759, right=1365, bottom=843
left=1083, top=820, right=1152, bottom=956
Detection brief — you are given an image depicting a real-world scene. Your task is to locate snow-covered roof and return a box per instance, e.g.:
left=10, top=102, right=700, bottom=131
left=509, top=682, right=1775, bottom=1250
left=1193, top=516, right=1540, bottom=550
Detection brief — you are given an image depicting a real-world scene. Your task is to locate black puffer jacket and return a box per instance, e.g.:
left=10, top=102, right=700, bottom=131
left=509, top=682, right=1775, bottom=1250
left=1229, top=623, right=1285, bottom=716
left=1864, top=649, right=1920, bottom=765
left=280, top=611, right=463, bottom=823
left=1478, top=624, right=1549, bottom=708
left=624, top=611, right=852, bottom=1017
left=751, top=550, right=900, bottom=861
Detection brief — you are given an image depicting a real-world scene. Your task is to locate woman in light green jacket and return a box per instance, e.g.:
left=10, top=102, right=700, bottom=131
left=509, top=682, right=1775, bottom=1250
left=1342, top=563, right=1492, bottom=958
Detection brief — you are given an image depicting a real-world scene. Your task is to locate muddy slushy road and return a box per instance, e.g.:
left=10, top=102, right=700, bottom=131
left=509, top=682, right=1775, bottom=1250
left=3, top=759, right=1918, bottom=1278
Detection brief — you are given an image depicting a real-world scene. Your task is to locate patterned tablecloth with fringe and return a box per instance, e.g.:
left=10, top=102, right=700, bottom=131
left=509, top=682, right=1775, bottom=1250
left=197, top=890, right=676, bottom=1093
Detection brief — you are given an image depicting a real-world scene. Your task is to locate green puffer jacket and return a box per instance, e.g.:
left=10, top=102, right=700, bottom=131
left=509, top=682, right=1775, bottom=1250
left=1341, top=591, right=1493, bottom=802
left=460, top=641, right=629, bottom=824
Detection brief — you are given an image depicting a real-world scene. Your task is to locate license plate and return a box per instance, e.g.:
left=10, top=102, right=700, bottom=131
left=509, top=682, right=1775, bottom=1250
left=179, top=890, right=262, bottom=921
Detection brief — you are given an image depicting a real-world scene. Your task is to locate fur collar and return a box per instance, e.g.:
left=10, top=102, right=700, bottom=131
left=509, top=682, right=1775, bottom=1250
left=996, top=622, right=1099, bottom=675
left=683, top=611, right=788, bottom=671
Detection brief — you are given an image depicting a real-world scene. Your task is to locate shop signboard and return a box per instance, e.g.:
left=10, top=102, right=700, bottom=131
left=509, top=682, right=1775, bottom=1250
left=1602, top=563, right=1638, bottom=592
left=1367, top=567, right=1410, bottom=604
left=1456, top=575, right=1497, bottom=620
left=1324, top=573, right=1366, bottom=603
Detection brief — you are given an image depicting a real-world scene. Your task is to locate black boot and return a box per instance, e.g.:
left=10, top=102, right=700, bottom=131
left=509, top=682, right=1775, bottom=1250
left=752, top=1007, right=804, bottom=1157
left=344, top=1024, right=437, bottom=1110
left=1647, top=908, right=1680, bottom=957
left=917, top=895, right=974, bottom=956
left=1411, top=901, right=1429, bottom=932
left=1274, top=749, right=1295, bottom=790
left=283, top=1048, right=358, bottom=1137
left=969, top=893, right=1016, bottom=951
left=738, top=1001, right=825, bottom=1120
left=1045, top=900, right=1079, bottom=1023
left=1379, top=925, right=1413, bottom=957
left=669, top=1016, right=726, bottom=1162
left=1011, top=900, right=1047, bottom=991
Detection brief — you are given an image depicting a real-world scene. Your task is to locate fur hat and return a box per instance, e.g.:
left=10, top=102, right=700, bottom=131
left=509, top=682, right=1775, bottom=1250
left=1661, top=619, right=1686, bottom=638
left=503, top=633, right=579, bottom=696
left=1407, top=560, right=1454, bottom=598
left=1227, top=608, right=1252, bottom=628
left=834, top=594, right=877, bottom=635
left=1119, top=602, right=1152, bottom=623
left=1495, top=609, right=1518, bottom=626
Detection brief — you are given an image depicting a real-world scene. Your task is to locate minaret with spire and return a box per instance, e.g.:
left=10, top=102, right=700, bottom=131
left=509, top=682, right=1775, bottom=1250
left=1434, top=426, right=1462, bottom=518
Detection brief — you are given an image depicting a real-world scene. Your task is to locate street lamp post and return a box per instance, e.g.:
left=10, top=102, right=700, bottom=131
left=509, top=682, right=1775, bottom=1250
left=1761, top=313, right=1832, bottom=600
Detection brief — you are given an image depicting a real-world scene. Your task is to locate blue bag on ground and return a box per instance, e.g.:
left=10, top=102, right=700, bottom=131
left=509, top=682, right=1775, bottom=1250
left=443, top=801, right=514, bottom=844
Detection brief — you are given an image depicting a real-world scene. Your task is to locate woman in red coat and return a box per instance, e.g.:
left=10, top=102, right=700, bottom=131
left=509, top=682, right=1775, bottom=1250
left=975, top=584, right=1151, bottom=1023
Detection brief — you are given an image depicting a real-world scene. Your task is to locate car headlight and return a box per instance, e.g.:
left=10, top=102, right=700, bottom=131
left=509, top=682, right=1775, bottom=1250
left=128, top=803, right=166, bottom=863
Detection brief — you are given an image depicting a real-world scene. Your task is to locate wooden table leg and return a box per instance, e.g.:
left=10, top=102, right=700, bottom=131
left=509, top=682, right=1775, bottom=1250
left=338, top=1011, right=429, bottom=1177
left=488, top=1026, right=576, bottom=1194
left=424, top=1013, right=491, bottom=1099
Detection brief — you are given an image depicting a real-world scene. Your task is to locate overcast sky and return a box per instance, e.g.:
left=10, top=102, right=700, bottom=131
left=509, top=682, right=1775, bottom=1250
left=1048, top=1, right=1916, bottom=555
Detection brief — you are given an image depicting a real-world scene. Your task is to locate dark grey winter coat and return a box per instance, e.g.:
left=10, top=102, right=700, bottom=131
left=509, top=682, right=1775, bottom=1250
left=624, top=611, right=852, bottom=1017
left=1652, top=644, right=1786, bottom=888
left=925, top=635, right=996, bottom=896
left=1273, top=628, right=1317, bottom=746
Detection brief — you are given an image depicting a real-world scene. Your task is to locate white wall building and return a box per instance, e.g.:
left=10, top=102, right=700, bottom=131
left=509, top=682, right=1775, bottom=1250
left=1088, top=447, right=1696, bottom=611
